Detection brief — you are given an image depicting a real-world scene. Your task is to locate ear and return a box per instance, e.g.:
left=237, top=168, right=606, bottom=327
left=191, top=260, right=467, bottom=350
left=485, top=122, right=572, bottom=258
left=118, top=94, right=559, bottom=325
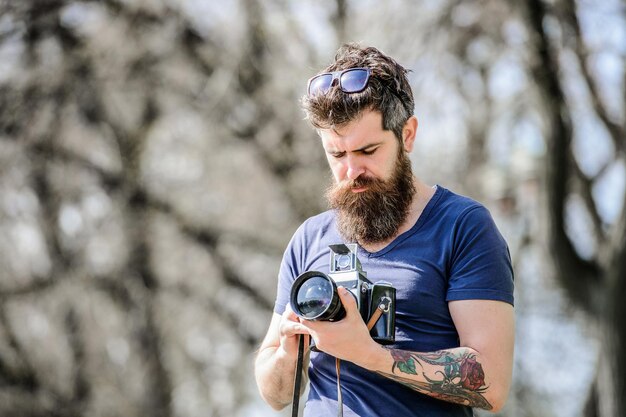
left=401, top=116, right=418, bottom=153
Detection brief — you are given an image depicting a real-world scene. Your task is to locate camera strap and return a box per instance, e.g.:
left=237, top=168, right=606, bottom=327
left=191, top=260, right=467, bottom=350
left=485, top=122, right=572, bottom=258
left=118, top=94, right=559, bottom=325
left=291, top=335, right=306, bottom=417
left=291, top=302, right=388, bottom=417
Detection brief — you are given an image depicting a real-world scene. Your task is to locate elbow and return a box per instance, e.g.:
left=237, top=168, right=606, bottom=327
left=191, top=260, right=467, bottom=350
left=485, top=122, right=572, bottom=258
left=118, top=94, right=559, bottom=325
left=255, top=377, right=291, bottom=411
left=264, top=395, right=290, bottom=411
left=254, top=367, right=291, bottom=411
left=254, top=348, right=299, bottom=411
left=255, top=381, right=290, bottom=411
left=485, top=389, right=510, bottom=414
left=487, top=402, right=504, bottom=414
left=270, top=403, right=287, bottom=412
left=488, top=401, right=506, bottom=414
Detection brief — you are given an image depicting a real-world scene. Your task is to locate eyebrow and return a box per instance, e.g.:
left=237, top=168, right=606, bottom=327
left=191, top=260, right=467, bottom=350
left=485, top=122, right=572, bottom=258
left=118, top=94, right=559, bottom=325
left=352, top=142, right=383, bottom=153
left=325, top=141, right=384, bottom=154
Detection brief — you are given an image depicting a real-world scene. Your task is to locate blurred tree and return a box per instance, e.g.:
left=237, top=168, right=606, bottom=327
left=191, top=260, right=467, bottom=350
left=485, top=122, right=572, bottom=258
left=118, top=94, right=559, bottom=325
left=0, top=0, right=318, bottom=415
left=520, top=0, right=626, bottom=416
left=0, top=0, right=623, bottom=416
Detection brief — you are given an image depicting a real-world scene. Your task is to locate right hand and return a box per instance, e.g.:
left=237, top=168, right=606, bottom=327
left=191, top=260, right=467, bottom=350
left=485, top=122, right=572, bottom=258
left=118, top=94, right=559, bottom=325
left=278, top=305, right=311, bottom=360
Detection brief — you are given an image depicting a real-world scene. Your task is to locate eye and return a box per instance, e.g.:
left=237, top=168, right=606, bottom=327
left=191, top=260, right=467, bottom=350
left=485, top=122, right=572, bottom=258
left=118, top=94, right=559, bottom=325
left=330, top=151, right=346, bottom=159
left=361, top=147, right=378, bottom=155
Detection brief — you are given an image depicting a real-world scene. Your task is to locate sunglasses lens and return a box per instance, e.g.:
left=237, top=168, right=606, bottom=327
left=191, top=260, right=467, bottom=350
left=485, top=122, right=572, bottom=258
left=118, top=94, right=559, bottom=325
left=340, top=69, right=369, bottom=93
left=308, top=74, right=333, bottom=95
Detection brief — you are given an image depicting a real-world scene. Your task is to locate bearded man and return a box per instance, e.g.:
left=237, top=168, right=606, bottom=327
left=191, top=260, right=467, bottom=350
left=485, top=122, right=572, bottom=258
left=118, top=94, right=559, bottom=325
left=254, top=44, right=515, bottom=417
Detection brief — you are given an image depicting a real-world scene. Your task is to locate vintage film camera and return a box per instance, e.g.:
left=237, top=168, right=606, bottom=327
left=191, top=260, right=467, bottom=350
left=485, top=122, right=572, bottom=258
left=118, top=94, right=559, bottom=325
left=289, top=243, right=396, bottom=344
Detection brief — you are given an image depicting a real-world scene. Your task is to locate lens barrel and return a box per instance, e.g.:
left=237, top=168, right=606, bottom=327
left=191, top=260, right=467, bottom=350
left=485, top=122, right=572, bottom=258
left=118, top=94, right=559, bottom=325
left=290, top=271, right=346, bottom=321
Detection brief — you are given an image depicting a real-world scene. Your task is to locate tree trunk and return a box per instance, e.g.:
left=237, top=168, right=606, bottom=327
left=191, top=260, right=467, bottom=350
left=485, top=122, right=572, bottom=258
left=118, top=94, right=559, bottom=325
left=520, top=0, right=626, bottom=415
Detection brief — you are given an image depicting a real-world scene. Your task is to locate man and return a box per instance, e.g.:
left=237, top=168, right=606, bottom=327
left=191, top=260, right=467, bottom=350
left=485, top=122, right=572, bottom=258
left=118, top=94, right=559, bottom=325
left=254, top=44, right=514, bottom=416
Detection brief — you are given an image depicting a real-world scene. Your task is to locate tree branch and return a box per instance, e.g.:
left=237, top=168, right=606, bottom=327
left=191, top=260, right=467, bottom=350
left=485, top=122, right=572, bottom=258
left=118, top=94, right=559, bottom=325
left=0, top=307, right=40, bottom=391
left=64, top=308, right=90, bottom=404
left=522, top=0, right=602, bottom=314
left=571, top=157, right=606, bottom=247
left=561, top=0, right=625, bottom=155
left=145, top=192, right=275, bottom=312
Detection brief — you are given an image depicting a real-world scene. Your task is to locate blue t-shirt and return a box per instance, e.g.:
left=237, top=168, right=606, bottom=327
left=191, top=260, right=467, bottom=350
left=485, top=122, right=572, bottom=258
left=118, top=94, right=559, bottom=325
left=274, top=186, right=514, bottom=417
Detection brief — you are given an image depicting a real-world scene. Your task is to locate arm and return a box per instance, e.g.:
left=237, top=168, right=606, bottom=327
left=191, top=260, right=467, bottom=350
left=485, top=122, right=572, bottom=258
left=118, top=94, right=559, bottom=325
left=299, top=288, right=515, bottom=412
left=378, top=299, right=514, bottom=412
left=254, top=308, right=310, bottom=410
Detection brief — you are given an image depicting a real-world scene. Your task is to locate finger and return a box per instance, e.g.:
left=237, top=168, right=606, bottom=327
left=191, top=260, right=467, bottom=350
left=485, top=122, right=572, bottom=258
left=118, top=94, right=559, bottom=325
left=337, top=286, right=358, bottom=315
left=281, top=320, right=310, bottom=337
left=283, top=306, right=304, bottom=325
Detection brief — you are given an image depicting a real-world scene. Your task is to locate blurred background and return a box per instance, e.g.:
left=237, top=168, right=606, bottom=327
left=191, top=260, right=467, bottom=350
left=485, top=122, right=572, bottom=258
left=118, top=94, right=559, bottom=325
left=0, top=0, right=624, bottom=416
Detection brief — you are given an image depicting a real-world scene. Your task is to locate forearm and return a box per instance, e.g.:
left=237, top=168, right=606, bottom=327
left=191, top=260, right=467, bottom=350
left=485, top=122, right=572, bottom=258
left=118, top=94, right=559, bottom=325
left=358, top=344, right=508, bottom=412
left=254, top=344, right=308, bottom=410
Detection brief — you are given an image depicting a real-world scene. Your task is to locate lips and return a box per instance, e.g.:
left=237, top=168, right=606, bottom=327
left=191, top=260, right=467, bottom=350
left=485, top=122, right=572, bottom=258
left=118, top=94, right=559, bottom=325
left=347, top=178, right=375, bottom=193
left=351, top=186, right=368, bottom=193
left=346, top=177, right=375, bottom=192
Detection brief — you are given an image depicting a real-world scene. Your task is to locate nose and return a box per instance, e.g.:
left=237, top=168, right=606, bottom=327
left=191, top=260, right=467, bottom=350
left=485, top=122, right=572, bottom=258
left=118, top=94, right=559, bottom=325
left=345, top=155, right=365, bottom=181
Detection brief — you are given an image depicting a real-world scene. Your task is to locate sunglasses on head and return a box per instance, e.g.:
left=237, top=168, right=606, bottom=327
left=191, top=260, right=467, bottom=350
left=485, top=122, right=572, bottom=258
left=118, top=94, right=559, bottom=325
left=307, top=67, right=371, bottom=96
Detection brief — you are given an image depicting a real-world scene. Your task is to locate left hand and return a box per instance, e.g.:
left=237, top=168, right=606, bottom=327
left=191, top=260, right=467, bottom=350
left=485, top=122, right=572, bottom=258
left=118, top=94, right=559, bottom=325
left=297, top=286, right=379, bottom=364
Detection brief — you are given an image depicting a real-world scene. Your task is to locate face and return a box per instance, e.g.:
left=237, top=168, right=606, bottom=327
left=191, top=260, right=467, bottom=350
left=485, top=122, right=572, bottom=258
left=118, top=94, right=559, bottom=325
left=320, top=110, right=414, bottom=188
left=320, top=109, right=418, bottom=244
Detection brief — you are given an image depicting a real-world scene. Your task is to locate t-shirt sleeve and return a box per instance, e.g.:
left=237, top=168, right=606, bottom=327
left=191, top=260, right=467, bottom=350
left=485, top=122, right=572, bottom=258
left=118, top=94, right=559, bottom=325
left=274, top=224, right=306, bottom=315
left=446, top=205, right=514, bottom=305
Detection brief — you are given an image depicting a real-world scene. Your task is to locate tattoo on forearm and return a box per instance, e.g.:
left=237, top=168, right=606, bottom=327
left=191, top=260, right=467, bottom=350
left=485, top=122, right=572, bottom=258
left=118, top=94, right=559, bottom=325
left=381, top=349, right=492, bottom=410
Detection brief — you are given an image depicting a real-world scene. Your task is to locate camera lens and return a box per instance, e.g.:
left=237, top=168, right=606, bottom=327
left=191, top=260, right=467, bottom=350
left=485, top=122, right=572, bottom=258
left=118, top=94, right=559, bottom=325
left=296, top=276, right=332, bottom=318
left=290, top=272, right=345, bottom=321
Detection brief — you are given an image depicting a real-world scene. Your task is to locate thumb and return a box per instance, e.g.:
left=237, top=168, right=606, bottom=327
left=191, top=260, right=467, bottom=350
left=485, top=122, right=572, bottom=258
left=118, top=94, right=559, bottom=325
left=337, top=286, right=358, bottom=315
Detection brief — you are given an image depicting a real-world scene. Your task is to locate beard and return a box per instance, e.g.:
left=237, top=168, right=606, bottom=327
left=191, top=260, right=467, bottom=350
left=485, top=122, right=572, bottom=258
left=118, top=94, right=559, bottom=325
left=325, top=148, right=416, bottom=245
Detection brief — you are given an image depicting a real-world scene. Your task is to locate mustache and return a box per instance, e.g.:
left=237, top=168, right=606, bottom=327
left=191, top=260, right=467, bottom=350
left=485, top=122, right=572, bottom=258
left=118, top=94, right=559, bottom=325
left=340, top=176, right=383, bottom=190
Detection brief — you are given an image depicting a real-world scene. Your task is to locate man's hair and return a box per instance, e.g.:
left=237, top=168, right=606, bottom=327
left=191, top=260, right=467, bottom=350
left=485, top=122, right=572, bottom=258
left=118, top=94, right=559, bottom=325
left=302, top=43, right=414, bottom=142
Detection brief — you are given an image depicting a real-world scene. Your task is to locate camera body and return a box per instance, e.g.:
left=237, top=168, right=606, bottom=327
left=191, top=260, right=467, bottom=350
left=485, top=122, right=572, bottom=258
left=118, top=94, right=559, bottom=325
left=290, top=243, right=396, bottom=344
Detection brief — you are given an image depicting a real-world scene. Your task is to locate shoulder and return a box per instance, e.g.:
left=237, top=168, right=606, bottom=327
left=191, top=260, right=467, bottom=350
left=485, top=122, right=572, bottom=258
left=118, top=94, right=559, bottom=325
left=432, top=186, right=491, bottom=226
left=432, top=187, right=506, bottom=249
left=283, top=210, right=338, bottom=258
left=301, top=209, right=336, bottom=231
left=291, top=210, right=336, bottom=243
left=439, top=188, right=514, bottom=305
left=436, top=186, right=483, bottom=211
